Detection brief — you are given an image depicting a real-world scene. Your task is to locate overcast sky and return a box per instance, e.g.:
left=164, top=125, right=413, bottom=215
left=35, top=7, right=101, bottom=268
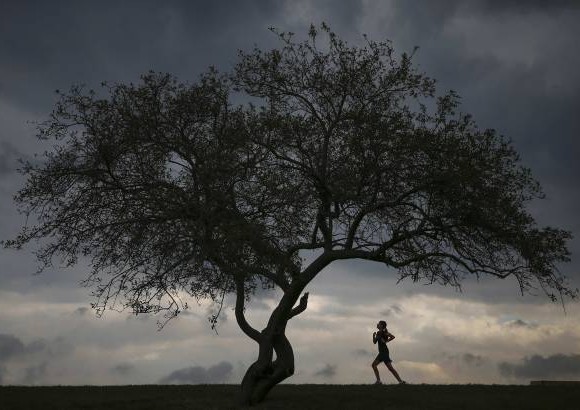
left=1, top=0, right=580, bottom=386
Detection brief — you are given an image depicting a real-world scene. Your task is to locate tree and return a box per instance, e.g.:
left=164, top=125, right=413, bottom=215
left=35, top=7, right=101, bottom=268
left=5, top=24, right=576, bottom=405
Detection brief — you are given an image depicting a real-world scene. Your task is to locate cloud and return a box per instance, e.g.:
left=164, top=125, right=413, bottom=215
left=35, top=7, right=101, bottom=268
left=499, top=354, right=580, bottom=379
left=0, top=1, right=286, bottom=112
left=0, top=333, right=73, bottom=364
left=111, top=363, right=135, bottom=376
left=22, top=361, right=47, bottom=384
left=24, top=339, right=49, bottom=354
left=439, top=352, right=488, bottom=369
left=503, top=319, right=538, bottom=329
left=462, top=353, right=486, bottom=367
left=353, top=348, right=373, bottom=357
left=74, top=307, right=90, bottom=316
left=159, top=361, right=233, bottom=384
left=313, top=364, right=337, bottom=378
left=28, top=336, right=74, bottom=359
left=0, top=334, right=25, bottom=360
left=381, top=304, right=403, bottom=317
left=474, top=0, right=580, bottom=14
left=0, top=0, right=579, bottom=388
left=0, top=333, right=74, bottom=384
left=0, top=141, right=23, bottom=177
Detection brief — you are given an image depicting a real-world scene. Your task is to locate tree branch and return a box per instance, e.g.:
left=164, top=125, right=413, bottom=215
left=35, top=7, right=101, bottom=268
left=286, top=241, right=326, bottom=257
left=288, top=292, right=309, bottom=320
left=345, top=184, right=431, bottom=249
left=316, top=206, right=333, bottom=250
left=234, top=278, right=262, bottom=343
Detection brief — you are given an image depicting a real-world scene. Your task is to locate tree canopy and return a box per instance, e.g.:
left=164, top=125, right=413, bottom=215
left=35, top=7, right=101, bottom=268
left=5, top=24, right=575, bottom=404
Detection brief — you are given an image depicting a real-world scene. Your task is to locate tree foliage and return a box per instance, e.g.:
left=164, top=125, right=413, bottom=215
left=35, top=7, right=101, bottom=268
left=233, top=25, right=574, bottom=301
left=7, top=71, right=277, bottom=323
left=4, top=23, right=576, bottom=404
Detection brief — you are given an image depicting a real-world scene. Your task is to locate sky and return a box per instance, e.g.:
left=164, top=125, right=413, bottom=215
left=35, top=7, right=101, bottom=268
left=1, top=0, right=580, bottom=386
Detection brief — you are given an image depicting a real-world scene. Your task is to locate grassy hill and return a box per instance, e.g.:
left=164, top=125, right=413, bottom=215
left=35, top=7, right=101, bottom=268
left=1, top=384, right=579, bottom=409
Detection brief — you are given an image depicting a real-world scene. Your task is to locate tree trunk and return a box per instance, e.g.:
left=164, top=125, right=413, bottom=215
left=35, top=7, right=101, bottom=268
left=234, top=259, right=323, bottom=405
left=239, top=324, right=294, bottom=405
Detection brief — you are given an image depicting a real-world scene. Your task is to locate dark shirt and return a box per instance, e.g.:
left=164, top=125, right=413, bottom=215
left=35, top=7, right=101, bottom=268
left=376, top=330, right=388, bottom=353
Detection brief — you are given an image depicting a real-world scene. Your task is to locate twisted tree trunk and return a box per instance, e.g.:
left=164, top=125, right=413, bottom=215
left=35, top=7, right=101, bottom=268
left=239, top=324, right=295, bottom=405
left=235, top=278, right=309, bottom=406
left=234, top=253, right=333, bottom=405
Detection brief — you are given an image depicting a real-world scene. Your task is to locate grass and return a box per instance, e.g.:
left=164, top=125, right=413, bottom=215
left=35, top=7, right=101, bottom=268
left=1, top=384, right=580, bottom=409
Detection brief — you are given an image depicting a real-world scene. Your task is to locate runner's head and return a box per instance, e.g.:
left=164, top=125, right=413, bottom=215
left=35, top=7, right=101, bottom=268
left=377, top=320, right=387, bottom=330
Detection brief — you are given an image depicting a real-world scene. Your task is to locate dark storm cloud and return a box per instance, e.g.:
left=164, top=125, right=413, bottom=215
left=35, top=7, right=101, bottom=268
left=388, top=0, right=580, bottom=143
left=282, top=0, right=364, bottom=30
left=388, top=0, right=462, bottom=39
left=0, top=334, right=72, bottom=384
left=2, top=1, right=579, bottom=298
left=387, top=0, right=580, bottom=42
left=384, top=2, right=580, bottom=142
left=0, top=141, right=23, bottom=177
left=0, top=0, right=366, bottom=114
left=474, top=0, right=580, bottom=14
left=499, top=354, right=580, bottom=379
left=0, top=1, right=284, bottom=112
left=111, top=362, right=136, bottom=376
left=0, top=334, right=25, bottom=360
left=313, top=363, right=337, bottom=378
left=0, top=333, right=73, bottom=362
left=0, top=0, right=578, bottom=372
left=363, top=0, right=580, bottom=299
left=159, top=361, right=233, bottom=384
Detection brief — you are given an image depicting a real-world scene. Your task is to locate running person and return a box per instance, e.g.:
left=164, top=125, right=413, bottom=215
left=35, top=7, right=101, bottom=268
left=371, top=320, right=406, bottom=384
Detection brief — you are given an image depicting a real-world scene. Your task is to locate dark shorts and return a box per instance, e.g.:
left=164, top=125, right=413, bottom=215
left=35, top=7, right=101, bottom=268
left=375, top=351, right=392, bottom=364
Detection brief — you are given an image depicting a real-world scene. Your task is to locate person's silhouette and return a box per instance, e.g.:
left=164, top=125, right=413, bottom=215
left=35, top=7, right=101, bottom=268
left=371, top=320, right=406, bottom=384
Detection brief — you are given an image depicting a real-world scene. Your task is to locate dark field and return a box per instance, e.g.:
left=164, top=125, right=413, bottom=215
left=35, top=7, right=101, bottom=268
left=1, top=384, right=580, bottom=410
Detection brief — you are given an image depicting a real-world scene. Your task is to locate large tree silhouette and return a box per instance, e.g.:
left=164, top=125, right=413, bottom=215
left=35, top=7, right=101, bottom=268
left=5, top=25, right=575, bottom=405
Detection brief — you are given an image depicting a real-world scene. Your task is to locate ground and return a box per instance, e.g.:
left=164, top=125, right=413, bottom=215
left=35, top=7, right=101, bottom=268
left=1, top=384, right=579, bottom=409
